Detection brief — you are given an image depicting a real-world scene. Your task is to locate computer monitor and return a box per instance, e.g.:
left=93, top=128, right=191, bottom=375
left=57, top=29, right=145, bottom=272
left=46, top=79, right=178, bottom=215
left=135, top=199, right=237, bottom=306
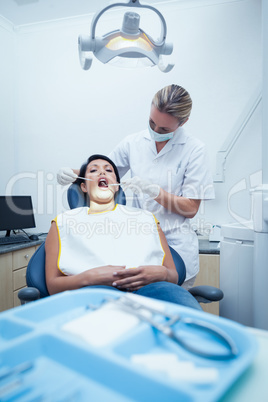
left=0, top=196, right=36, bottom=237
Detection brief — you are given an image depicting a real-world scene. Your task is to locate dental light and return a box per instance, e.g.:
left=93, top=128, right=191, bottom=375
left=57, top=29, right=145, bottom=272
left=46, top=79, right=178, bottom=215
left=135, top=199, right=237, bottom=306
left=78, top=0, right=174, bottom=73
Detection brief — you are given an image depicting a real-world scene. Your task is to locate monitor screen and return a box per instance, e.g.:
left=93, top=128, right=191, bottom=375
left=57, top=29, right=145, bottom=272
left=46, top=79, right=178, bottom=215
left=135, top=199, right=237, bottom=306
left=0, top=196, right=36, bottom=235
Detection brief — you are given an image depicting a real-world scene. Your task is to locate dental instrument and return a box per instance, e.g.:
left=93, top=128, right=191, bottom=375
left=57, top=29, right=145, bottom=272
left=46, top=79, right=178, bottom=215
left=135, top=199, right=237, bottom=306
left=77, top=176, right=93, bottom=181
left=0, top=362, right=34, bottom=382
left=0, top=362, right=34, bottom=400
left=109, top=182, right=126, bottom=187
left=87, top=296, right=238, bottom=360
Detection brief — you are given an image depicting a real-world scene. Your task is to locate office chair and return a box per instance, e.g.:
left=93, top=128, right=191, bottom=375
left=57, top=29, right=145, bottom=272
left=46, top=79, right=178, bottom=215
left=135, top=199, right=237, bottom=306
left=18, top=183, right=223, bottom=304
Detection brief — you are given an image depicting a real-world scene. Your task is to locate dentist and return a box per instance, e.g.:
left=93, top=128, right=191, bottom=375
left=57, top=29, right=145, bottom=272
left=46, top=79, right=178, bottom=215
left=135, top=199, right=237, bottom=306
left=57, top=85, right=215, bottom=289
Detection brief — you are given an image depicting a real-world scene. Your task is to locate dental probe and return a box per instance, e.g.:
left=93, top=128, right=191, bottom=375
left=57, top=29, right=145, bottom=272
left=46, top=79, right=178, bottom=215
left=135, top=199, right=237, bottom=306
left=77, top=176, right=93, bottom=181
left=109, top=182, right=126, bottom=186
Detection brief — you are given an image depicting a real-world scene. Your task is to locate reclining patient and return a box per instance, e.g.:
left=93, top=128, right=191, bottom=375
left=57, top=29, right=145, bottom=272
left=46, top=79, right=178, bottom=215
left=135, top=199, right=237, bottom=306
left=45, top=154, right=201, bottom=310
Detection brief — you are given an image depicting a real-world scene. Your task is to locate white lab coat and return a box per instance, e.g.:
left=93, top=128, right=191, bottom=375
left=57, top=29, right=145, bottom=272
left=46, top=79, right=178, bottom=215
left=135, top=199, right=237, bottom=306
left=109, top=127, right=215, bottom=280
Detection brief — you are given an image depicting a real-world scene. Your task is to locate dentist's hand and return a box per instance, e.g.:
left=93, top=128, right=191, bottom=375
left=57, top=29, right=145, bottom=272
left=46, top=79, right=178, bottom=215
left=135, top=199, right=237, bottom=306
left=57, top=167, right=78, bottom=185
left=122, top=176, right=160, bottom=199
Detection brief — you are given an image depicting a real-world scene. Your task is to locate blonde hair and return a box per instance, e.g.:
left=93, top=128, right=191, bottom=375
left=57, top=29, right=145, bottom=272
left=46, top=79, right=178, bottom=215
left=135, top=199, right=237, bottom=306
left=152, top=85, right=192, bottom=125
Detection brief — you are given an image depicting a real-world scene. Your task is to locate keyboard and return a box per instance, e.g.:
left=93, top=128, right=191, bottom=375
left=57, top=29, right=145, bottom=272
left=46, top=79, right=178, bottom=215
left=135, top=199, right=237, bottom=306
left=0, top=235, right=31, bottom=245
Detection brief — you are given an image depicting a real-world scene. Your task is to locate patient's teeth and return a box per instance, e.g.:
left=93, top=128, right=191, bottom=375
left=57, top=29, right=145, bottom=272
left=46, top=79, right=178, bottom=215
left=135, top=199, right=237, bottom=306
left=99, top=179, right=108, bottom=187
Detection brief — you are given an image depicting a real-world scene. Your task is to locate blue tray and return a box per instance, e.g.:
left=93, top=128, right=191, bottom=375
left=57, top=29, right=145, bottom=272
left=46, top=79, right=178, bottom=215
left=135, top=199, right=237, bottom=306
left=0, top=288, right=257, bottom=401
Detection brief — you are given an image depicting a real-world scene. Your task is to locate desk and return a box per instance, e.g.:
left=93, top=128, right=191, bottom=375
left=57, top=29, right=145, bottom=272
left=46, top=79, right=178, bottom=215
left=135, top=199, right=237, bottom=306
left=0, top=239, right=44, bottom=311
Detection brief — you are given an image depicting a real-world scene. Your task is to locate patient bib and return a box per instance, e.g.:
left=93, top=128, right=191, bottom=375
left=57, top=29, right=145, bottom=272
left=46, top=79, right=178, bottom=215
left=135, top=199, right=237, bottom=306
left=54, top=204, right=165, bottom=275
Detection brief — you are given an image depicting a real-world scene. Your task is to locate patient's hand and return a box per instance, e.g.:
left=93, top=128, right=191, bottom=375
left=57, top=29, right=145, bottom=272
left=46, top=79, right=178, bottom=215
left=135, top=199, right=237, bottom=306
left=89, top=265, right=126, bottom=286
left=112, top=265, right=168, bottom=291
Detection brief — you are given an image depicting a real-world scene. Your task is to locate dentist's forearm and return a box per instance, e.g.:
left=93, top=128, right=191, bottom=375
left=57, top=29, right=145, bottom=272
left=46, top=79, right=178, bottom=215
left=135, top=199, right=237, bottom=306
left=154, top=188, right=201, bottom=218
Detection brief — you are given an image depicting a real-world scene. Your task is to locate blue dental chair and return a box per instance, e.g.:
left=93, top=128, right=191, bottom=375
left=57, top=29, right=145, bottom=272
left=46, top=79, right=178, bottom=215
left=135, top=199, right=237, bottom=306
left=18, top=184, right=223, bottom=305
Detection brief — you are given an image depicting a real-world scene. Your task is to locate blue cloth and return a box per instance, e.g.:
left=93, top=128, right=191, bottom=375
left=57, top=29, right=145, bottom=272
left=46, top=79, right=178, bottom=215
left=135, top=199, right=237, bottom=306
left=88, top=282, right=202, bottom=311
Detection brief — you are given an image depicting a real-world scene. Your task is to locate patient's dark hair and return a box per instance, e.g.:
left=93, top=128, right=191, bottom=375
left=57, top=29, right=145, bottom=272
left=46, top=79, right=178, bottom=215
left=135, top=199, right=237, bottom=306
left=76, top=154, right=120, bottom=186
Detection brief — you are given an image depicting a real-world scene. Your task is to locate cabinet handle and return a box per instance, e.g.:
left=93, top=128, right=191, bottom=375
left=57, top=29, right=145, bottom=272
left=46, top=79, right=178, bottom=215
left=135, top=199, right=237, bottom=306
left=24, top=254, right=29, bottom=259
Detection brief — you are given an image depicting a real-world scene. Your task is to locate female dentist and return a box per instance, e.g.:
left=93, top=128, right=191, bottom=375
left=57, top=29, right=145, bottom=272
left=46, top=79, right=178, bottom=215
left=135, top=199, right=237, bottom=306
left=57, top=85, right=215, bottom=289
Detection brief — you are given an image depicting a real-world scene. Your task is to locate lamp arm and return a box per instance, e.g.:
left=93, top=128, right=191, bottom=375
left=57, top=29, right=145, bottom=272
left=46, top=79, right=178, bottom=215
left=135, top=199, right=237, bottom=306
left=90, top=0, right=167, bottom=46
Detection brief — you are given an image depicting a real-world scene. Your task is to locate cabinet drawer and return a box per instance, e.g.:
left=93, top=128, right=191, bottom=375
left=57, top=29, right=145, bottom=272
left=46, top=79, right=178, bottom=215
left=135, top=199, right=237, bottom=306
left=0, top=253, right=13, bottom=312
left=12, top=247, right=36, bottom=270
left=13, top=267, right=27, bottom=291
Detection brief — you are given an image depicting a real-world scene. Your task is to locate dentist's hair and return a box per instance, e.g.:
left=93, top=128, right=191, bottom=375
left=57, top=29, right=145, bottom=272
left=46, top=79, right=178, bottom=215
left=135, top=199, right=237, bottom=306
left=152, top=84, right=192, bottom=126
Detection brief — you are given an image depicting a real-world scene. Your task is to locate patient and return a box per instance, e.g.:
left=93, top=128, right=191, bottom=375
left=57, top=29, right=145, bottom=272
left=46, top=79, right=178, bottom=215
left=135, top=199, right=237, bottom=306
left=45, top=154, right=201, bottom=310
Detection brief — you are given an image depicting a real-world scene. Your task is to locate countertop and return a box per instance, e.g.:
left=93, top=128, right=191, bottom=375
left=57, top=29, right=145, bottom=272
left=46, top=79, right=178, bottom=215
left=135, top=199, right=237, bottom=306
left=0, top=235, right=46, bottom=255
left=0, top=236, right=220, bottom=255
left=198, top=238, right=220, bottom=254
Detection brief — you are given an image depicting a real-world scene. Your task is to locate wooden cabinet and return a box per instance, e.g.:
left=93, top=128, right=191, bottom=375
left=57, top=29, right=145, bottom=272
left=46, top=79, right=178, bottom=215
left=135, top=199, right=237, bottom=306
left=195, top=254, right=220, bottom=316
left=0, top=245, right=39, bottom=311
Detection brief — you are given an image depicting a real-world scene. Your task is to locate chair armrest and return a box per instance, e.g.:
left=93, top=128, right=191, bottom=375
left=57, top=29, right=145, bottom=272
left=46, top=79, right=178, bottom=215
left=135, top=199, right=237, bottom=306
left=18, top=287, right=41, bottom=304
left=188, top=285, right=224, bottom=303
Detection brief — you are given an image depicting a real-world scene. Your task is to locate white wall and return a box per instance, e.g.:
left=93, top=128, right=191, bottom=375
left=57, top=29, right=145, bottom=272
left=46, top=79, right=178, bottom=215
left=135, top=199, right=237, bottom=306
left=0, top=17, right=16, bottom=190
left=0, top=0, right=262, bottom=234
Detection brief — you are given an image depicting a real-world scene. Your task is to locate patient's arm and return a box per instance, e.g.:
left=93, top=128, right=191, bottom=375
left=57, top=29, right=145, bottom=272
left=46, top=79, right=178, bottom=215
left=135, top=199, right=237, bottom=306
left=111, top=225, right=178, bottom=291
left=45, top=222, right=125, bottom=295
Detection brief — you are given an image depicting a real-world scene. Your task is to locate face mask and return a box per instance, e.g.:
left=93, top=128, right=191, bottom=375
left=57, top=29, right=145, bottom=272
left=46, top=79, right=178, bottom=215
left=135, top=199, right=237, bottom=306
left=148, top=124, right=176, bottom=142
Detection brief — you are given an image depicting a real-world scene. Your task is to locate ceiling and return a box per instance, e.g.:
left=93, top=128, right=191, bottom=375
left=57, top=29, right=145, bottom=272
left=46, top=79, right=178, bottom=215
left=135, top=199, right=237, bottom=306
left=0, top=0, right=167, bottom=26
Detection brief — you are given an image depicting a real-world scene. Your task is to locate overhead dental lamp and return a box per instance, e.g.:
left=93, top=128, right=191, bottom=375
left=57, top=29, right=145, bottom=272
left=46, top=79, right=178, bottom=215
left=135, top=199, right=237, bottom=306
left=78, top=0, right=174, bottom=73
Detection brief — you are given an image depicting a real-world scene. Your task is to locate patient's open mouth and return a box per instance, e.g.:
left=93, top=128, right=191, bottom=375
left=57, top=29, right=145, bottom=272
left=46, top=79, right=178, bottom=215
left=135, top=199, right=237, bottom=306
left=98, top=178, right=108, bottom=188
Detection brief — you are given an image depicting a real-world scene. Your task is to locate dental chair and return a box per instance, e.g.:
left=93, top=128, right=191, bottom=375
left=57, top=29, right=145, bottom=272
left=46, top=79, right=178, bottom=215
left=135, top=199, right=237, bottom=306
left=18, top=184, right=223, bottom=305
